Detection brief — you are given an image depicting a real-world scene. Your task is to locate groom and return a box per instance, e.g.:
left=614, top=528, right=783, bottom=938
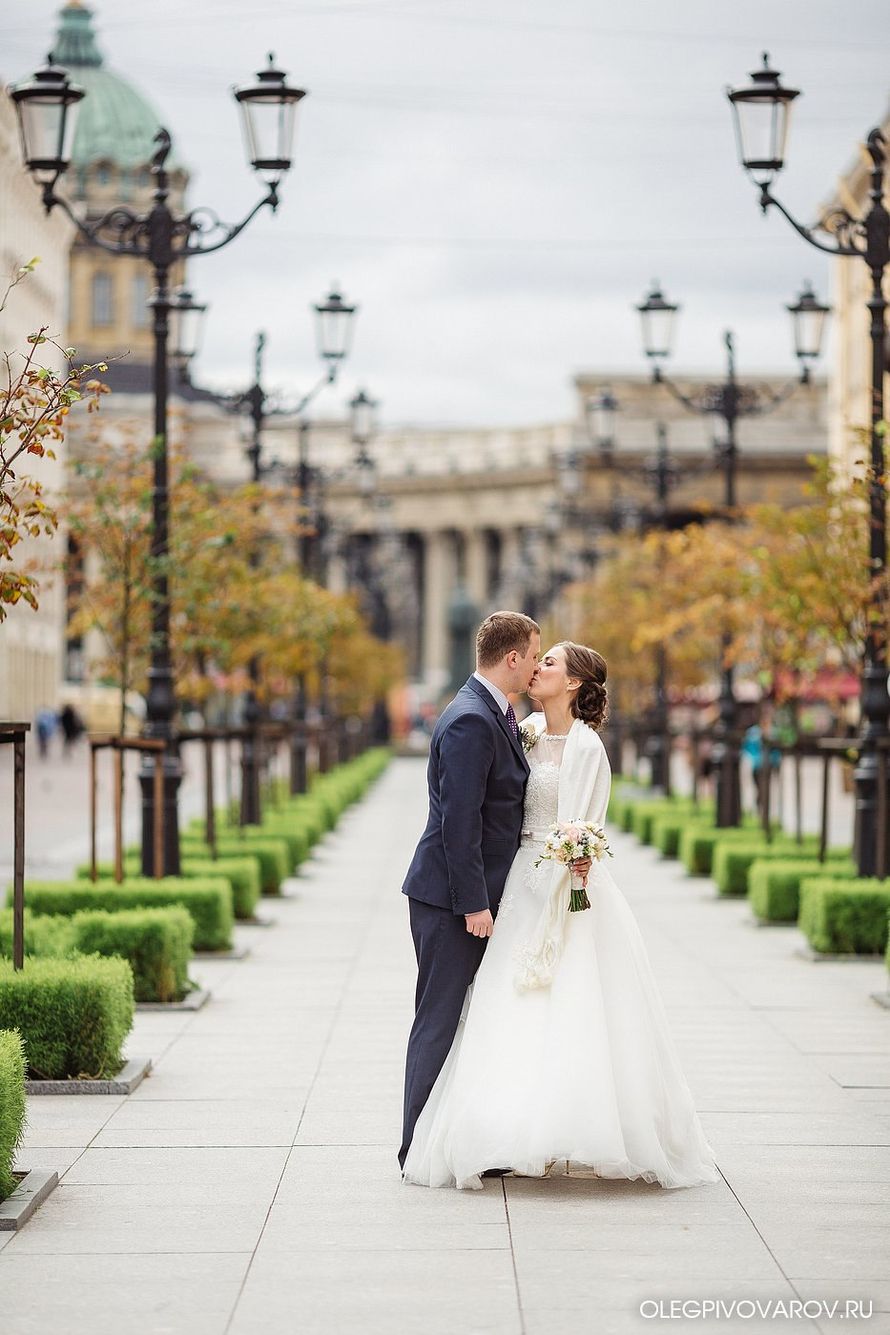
left=398, top=610, right=541, bottom=1169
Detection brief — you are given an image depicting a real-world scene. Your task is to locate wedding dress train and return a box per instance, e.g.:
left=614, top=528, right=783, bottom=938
left=402, top=722, right=719, bottom=1191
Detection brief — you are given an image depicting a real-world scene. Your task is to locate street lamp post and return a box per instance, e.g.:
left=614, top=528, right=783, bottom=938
left=289, top=286, right=357, bottom=794
left=348, top=390, right=393, bottom=743
left=172, top=282, right=355, bottom=796
left=238, top=330, right=271, bottom=826
left=726, top=53, right=889, bottom=875
left=635, top=280, right=827, bottom=825
left=585, top=395, right=679, bottom=791
left=646, top=423, right=674, bottom=793
left=12, top=53, right=305, bottom=874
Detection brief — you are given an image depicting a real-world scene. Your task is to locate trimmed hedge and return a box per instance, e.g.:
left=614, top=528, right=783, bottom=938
left=0, top=955, right=134, bottom=1080
left=799, top=877, right=890, bottom=955
left=0, top=912, right=72, bottom=959
left=679, top=822, right=782, bottom=877
left=749, top=858, right=858, bottom=923
left=192, top=809, right=319, bottom=868
left=606, top=793, right=634, bottom=832
left=630, top=801, right=674, bottom=845
left=652, top=808, right=714, bottom=858
left=68, top=908, right=194, bottom=1003
left=280, top=804, right=326, bottom=847
left=217, top=821, right=307, bottom=873
left=630, top=796, right=716, bottom=847
left=178, top=836, right=289, bottom=895
left=303, top=787, right=341, bottom=831
left=187, top=747, right=391, bottom=883
left=0, top=1029, right=25, bottom=1200
left=77, top=856, right=261, bottom=921
left=0, top=906, right=194, bottom=1002
left=12, top=879, right=233, bottom=952
left=179, top=857, right=259, bottom=918
left=712, top=835, right=842, bottom=897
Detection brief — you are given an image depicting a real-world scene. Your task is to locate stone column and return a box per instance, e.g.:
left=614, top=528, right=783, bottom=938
left=325, top=550, right=348, bottom=595
left=422, top=530, right=454, bottom=692
left=464, top=528, right=490, bottom=613
left=496, top=527, right=524, bottom=608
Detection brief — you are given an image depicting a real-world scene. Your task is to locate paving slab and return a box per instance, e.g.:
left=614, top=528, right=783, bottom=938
left=1, top=758, right=887, bottom=1335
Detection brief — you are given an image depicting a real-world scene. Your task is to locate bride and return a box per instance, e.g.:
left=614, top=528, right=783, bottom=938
left=402, top=641, right=719, bottom=1191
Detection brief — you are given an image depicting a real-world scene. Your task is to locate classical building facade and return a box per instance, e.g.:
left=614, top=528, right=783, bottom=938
left=107, top=359, right=826, bottom=699
left=318, top=371, right=828, bottom=695
left=0, top=89, right=74, bottom=722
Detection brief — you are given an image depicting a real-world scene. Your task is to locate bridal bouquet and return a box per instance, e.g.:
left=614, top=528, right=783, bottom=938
left=534, top=821, right=612, bottom=912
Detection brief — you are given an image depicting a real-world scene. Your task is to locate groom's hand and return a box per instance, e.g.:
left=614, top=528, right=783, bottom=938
left=465, top=909, right=494, bottom=938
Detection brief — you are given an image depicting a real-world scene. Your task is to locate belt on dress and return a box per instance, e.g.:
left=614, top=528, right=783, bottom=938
left=520, top=829, right=551, bottom=845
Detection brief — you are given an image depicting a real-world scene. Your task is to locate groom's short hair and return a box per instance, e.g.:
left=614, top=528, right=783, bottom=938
left=476, top=611, right=541, bottom=668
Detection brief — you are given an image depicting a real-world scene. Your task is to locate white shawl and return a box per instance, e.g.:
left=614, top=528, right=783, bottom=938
left=514, top=713, right=611, bottom=991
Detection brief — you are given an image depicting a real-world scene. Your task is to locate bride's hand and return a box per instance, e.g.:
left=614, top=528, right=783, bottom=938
left=570, top=857, right=592, bottom=887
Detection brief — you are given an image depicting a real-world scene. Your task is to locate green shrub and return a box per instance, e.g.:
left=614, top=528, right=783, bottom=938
left=0, top=956, right=134, bottom=1080
left=631, top=801, right=672, bottom=845
left=679, top=823, right=782, bottom=877
left=303, top=787, right=340, bottom=830
left=196, top=805, right=323, bottom=861
left=712, top=835, right=832, bottom=897
left=68, top=908, right=194, bottom=1003
left=749, top=858, right=858, bottom=923
left=77, top=856, right=260, bottom=921
left=651, top=812, right=682, bottom=857
left=799, top=878, right=890, bottom=955
left=606, top=793, right=632, bottom=829
left=0, top=1029, right=26, bottom=1200
left=217, top=821, right=307, bottom=872
left=179, top=858, right=259, bottom=918
left=178, top=836, right=288, bottom=895
left=281, top=804, right=326, bottom=847
left=652, top=808, right=712, bottom=858
left=678, top=824, right=740, bottom=876
left=0, top=906, right=194, bottom=1003
left=184, top=750, right=389, bottom=886
left=13, top=880, right=232, bottom=952
left=0, top=912, right=72, bottom=959
left=618, top=799, right=639, bottom=834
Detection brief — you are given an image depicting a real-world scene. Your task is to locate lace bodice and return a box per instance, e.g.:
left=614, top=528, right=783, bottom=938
left=522, top=735, right=566, bottom=831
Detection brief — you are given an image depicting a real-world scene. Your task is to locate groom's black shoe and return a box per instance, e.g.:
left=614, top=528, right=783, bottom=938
left=481, top=1167, right=512, bottom=1177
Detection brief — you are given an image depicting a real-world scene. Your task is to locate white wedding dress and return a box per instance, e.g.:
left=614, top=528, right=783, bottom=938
left=402, top=730, right=719, bottom=1191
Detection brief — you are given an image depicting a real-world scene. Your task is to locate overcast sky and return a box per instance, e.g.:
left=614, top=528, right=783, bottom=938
left=5, top=0, right=890, bottom=428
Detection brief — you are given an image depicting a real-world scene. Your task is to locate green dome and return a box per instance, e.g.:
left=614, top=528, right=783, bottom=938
left=50, top=2, right=172, bottom=170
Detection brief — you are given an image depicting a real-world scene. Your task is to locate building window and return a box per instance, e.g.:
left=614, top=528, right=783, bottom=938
left=132, top=271, right=150, bottom=329
left=91, top=271, right=114, bottom=327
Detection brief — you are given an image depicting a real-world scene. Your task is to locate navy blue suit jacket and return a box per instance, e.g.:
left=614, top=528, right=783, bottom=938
left=402, top=676, right=530, bottom=916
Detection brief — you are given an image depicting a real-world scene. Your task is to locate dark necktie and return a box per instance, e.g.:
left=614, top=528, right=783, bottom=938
left=505, top=703, right=518, bottom=738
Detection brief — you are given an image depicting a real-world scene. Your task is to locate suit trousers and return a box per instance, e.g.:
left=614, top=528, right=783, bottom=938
left=398, top=896, right=487, bottom=1168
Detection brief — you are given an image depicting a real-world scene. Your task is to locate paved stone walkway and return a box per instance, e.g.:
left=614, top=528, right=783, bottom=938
left=1, top=757, right=888, bottom=1335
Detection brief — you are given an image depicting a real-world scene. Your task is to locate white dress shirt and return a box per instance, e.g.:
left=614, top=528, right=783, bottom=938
left=472, top=671, right=510, bottom=716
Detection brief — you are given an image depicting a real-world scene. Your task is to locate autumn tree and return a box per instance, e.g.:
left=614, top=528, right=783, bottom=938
left=1, top=261, right=107, bottom=620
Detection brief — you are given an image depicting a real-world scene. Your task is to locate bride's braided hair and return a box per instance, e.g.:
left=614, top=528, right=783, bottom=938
left=557, top=641, right=609, bottom=731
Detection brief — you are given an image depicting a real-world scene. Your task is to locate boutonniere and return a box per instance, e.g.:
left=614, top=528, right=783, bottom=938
left=519, top=724, right=539, bottom=754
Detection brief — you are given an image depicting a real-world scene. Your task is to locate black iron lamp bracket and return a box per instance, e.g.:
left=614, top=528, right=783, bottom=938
left=43, top=129, right=280, bottom=262
left=757, top=129, right=889, bottom=269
